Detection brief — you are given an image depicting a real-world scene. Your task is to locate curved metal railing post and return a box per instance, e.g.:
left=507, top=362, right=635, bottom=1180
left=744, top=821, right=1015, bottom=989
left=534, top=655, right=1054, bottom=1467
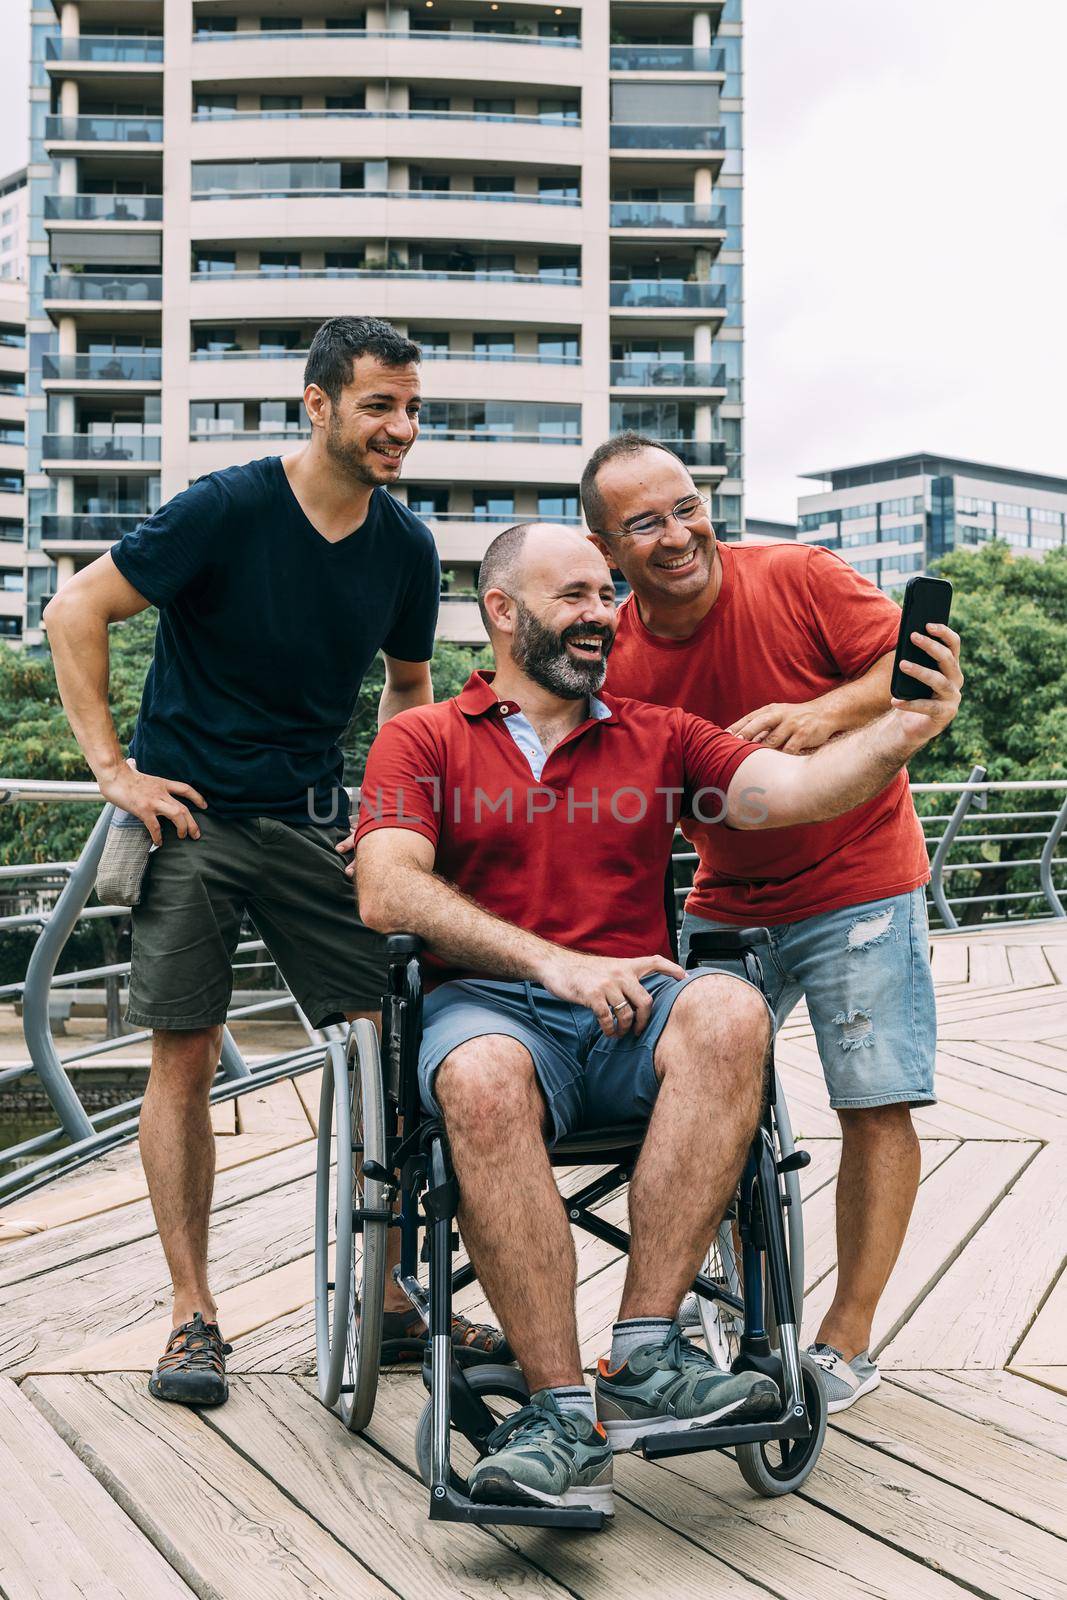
left=1039, top=790, right=1067, bottom=918
left=928, top=764, right=987, bottom=931
left=20, top=805, right=113, bottom=1140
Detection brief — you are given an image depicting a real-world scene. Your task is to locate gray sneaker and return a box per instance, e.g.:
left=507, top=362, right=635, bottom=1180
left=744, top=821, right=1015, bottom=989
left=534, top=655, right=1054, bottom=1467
left=467, top=1390, right=615, bottom=1514
left=807, top=1342, right=880, bottom=1412
left=595, top=1320, right=779, bottom=1452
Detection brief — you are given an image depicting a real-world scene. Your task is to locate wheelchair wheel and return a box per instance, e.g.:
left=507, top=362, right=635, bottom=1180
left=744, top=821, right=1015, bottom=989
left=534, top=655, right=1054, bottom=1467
left=314, top=1022, right=388, bottom=1430
left=415, top=1364, right=530, bottom=1492
left=736, top=1351, right=827, bottom=1497
left=697, top=1219, right=745, bottom=1368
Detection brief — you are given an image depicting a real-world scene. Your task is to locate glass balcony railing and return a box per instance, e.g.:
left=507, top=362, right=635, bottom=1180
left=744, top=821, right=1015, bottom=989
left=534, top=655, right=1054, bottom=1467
left=45, top=194, right=163, bottom=223
left=42, top=352, right=162, bottom=383
left=419, top=429, right=581, bottom=445
left=666, top=440, right=726, bottom=469
left=194, top=27, right=580, bottom=48
left=190, top=346, right=583, bottom=365
left=610, top=361, right=727, bottom=388
left=193, top=108, right=579, bottom=127
left=45, top=115, right=164, bottom=144
left=45, top=273, right=162, bottom=302
left=194, top=268, right=580, bottom=287
left=192, top=186, right=580, bottom=207
left=610, top=202, right=725, bottom=230
left=41, top=513, right=147, bottom=541
left=610, top=281, right=727, bottom=309
left=190, top=424, right=308, bottom=441
left=42, top=433, right=162, bottom=463
left=609, top=125, right=726, bottom=152
left=609, top=45, right=724, bottom=72
left=46, top=35, right=164, bottom=63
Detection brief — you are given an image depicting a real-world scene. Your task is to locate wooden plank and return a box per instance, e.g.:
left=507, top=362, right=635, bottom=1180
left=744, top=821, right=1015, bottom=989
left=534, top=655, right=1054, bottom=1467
left=803, top=1140, right=1035, bottom=1355
left=360, top=1376, right=776, bottom=1600
left=890, top=1368, right=1067, bottom=1462
left=831, top=1379, right=1067, bottom=1537
left=966, top=941, right=1013, bottom=989
left=0, top=1377, right=196, bottom=1600
left=207, top=1376, right=573, bottom=1600
left=930, top=939, right=968, bottom=983
left=799, top=1427, right=1067, bottom=1600
left=0, top=1130, right=309, bottom=1245
left=0, top=1137, right=318, bottom=1292
left=209, top=1097, right=237, bottom=1134
left=927, top=1051, right=1067, bottom=1138
left=1007, top=943, right=1056, bottom=989
left=26, top=1374, right=394, bottom=1600
left=236, top=1077, right=313, bottom=1136
left=1011, top=1367, right=1067, bottom=1398
left=34, top=1250, right=316, bottom=1374
left=620, top=1440, right=991, bottom=1600
left=292, top=1065, right=324, bottom=1134
left=1012, top=1261, right=1067, bottom=1367
left=881, top=1142, right=1067, bottom=1369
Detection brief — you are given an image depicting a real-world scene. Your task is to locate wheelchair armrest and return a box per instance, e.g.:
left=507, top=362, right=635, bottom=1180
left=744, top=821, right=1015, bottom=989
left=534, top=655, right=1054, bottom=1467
left=686, top=926, right=770, bottom=964
left=386, top=933, right=423, bottom=957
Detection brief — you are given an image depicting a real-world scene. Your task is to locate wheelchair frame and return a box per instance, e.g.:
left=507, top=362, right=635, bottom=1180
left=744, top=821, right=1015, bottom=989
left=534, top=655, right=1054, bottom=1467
left=316, top=927, right=825, bottom=1530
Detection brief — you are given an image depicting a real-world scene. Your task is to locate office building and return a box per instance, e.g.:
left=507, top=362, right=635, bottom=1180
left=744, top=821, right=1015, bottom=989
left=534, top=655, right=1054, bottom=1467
left=797, top=453, right=1067, bottom=591
left=26, top=0, right=743, bottom=644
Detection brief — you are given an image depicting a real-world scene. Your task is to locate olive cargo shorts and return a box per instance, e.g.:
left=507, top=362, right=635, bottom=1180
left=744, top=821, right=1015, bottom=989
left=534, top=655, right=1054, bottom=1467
left=126, top=812, right=387, bottom=1030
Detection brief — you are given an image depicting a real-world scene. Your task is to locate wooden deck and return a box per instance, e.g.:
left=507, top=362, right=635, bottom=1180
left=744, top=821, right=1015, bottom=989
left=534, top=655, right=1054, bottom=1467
left=1, top=923, right=1065, bottom=1599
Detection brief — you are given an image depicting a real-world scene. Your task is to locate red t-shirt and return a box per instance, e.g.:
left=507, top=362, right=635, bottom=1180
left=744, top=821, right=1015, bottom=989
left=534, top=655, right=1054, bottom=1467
left=605, top=541, right=930, bottom=925
left=354, top=669, right=762, bottom=984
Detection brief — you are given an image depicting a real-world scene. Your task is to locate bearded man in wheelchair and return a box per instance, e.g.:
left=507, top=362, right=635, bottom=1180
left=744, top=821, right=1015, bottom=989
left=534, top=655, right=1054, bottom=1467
left=353, top=522, right=962, bottom=1514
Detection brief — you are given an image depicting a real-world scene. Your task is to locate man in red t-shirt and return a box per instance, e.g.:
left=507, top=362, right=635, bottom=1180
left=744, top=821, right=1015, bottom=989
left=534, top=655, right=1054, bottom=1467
left=583, top=432, right=944, bottom=1414
left=355, top=522, right=961, bottom=1509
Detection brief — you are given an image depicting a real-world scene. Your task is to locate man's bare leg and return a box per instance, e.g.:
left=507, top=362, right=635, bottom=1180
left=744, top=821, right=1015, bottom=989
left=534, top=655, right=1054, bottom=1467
left=139, top=1025, right=222, bottom=1328
left=620, top=976, right=769, bottom=1319
left=435, top=1034, right=582, bottom=1391
left=815, top=1104, right=920, bottom=1359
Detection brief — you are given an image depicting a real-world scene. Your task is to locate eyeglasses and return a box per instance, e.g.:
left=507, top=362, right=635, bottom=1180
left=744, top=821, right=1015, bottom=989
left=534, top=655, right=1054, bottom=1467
left=602, top=493, right=711, bottom=542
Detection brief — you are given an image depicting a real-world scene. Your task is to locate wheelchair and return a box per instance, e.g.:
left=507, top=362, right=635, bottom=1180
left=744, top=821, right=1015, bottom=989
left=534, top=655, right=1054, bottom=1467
left=314, top=925, right=826, bottom=1529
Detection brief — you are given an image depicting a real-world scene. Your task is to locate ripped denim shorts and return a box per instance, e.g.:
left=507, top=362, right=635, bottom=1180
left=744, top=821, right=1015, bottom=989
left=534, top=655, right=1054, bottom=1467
left=679, top=888, right=936, bottom=1110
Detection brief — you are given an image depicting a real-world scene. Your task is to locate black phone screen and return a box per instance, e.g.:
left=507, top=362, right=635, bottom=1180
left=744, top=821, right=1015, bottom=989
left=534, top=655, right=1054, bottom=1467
left=890, top=577, right=954, bottom=701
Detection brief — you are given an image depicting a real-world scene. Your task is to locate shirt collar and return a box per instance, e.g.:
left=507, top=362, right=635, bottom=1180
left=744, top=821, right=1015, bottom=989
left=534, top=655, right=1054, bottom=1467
left=456, top=669, right=616, bottom=724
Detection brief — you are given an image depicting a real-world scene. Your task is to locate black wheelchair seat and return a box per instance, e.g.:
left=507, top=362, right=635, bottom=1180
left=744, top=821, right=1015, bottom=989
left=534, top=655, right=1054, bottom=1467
left=549, top=1123, right=646, bottom=1163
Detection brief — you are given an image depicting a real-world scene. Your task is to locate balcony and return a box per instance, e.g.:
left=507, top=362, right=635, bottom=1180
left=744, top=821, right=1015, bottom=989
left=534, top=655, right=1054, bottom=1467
left=42, top=353, right=162, bottom=383
left=610, top=45, right=724, bottom=72
left=46, top=36, right=164, bottom=64
left=44, top=115, right=164, bottom=145
left=670, top=440, right=727, bottom=470
left=193, top=187, right=580, bottom=210
left=41, top=512, right=146, bottom=542
left=193, top=27, right=580, bottom=49
left=610, top=361, right=727, bottom=389
left=610, top=281, right=727, bottom=310
left=44, top=273, right=162, bottom=305
left=609, top=125, right=726, bottom=152
left=194, top=268, right=579, bottom=287
left=42, top=433, right=161, bottom=464
left=610, top=202, right=725, bottom=231
left=45, top=195, right=163, bottom=224
left=193, top=108, right=579, bottom=129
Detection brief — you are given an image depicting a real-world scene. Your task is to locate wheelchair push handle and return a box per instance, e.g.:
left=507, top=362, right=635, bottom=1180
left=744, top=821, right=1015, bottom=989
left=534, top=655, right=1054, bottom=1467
left=387, top=932, right=423, bottom=958
left=685, top=926, right=770, bottom=966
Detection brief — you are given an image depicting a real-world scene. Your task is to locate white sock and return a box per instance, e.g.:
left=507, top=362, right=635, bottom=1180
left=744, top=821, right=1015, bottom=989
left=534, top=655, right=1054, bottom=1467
left=609, top=1317, right=673, bottom=1369
left=548, top=1385, right=596, bottom=1425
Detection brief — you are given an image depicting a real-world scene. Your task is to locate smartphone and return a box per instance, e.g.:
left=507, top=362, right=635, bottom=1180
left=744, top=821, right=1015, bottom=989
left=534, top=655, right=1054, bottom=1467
left=890, top=576, right=954, bottom=701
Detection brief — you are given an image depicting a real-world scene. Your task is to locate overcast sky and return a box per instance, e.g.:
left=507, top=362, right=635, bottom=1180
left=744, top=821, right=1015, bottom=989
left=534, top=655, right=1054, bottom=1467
left=0, top=0, right=1063, bottom=520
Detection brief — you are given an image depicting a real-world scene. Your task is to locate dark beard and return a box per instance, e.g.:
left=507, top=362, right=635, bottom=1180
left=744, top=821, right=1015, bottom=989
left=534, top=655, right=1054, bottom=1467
left=325, top=415, right=392, bottom=487
left=512, top=600, right=612, bottom=699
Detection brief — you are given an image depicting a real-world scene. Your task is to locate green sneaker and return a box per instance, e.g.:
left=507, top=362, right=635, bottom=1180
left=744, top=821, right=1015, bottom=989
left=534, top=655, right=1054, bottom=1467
left=596, top=1320, right=779, bottom=1452
left=467, top=1390, right=615, bottom=1514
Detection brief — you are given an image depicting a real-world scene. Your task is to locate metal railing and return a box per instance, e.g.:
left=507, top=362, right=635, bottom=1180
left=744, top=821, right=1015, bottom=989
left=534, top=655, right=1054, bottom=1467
left=191, top=186, right=581, bottom=207
left=193, top=27, right=581, bottom=48
left=2, top=776, right=1065, bottom=1203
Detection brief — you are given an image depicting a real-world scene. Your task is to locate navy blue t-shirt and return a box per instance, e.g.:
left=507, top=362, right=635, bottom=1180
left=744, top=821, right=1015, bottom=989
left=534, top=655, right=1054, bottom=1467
left=111, top=455, right=440, bottom=825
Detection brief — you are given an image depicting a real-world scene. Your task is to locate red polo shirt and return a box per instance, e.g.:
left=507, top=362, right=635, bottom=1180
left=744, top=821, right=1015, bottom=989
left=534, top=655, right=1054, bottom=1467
left=354, top=669, right=762, bottom=985
left=605, top=541, right=930, bottom=925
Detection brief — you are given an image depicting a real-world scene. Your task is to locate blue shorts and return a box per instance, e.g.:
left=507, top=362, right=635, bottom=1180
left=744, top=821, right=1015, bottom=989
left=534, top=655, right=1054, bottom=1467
left=418, top=969, right=772, bottom=1143
left=680, top=888, right=936, bottom=1111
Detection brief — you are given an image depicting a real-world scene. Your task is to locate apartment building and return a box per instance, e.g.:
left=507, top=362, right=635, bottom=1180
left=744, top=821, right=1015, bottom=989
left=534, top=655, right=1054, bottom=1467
left=0, top=170, right=28, bottom=282
left=0, top=278, right=28, bottom=643
left=26, top=0, right=743, bottom=644
left=797, top=453, right=1067, bottom=591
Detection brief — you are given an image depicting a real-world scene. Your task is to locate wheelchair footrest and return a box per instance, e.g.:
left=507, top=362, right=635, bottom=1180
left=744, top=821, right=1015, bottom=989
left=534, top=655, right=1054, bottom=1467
left=428, top=1484, right=605, bottom=1530
left=641, top=1411, right=810, bottom=1460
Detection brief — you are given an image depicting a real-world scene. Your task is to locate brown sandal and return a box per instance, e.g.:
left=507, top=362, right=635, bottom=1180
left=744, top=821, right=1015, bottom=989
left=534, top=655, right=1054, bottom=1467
left=379, top=1306, right=513, bottom=1369
left=148, top=1312, right=233, bottom=1406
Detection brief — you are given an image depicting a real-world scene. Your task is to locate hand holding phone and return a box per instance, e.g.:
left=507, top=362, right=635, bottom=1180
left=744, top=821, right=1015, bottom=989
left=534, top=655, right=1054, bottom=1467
left=890, top=577, right=954, bottom=701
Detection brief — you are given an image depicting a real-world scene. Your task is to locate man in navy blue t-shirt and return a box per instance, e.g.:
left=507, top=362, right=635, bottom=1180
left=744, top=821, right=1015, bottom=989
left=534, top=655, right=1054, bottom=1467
left=44, top=317, right=506, bottom=1404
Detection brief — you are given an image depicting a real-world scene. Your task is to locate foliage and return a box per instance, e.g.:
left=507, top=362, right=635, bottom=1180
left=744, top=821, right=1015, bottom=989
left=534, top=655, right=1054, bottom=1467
left=341, top=639, right=490, bottom=782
